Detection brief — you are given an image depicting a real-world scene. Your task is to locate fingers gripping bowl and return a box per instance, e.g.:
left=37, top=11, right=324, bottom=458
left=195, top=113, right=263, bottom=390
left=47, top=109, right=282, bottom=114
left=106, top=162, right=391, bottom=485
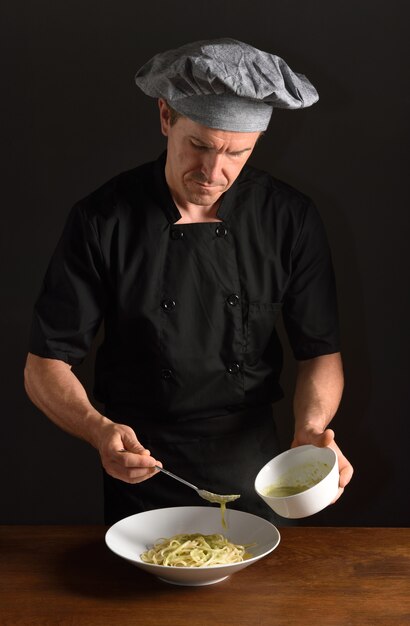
left=105, top=506, right=280, bottom=586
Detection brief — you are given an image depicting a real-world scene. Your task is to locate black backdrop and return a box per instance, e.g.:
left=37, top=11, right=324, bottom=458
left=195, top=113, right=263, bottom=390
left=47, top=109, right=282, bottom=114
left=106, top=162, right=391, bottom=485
left=1, top=0, right=409, bottom=525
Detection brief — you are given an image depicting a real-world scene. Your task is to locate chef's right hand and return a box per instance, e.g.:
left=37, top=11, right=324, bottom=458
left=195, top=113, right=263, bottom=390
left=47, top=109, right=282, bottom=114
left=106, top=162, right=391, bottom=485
left=97, top=421, right=162, bottom=483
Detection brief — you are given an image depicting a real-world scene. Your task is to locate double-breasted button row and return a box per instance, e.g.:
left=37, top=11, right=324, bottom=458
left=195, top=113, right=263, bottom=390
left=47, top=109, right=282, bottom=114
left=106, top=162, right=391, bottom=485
left=171, top=225, right=228, bottom=239
left=162, top=363, right=240, bottom=380
left=163, top=221, right=236, bottom=383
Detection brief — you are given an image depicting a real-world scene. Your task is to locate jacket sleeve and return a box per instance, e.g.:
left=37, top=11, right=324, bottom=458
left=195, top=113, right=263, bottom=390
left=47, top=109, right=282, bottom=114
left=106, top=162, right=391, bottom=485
left=282, top=201, right=340, bottom=360
left=29, top=203, right=106, bottom=365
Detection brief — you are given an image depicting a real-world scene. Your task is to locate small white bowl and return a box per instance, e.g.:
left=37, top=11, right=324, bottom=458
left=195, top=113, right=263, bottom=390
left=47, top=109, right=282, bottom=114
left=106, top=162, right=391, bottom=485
left=255, top=445, right=339, bottom=519
left=105, top=506, right=280, bottom=586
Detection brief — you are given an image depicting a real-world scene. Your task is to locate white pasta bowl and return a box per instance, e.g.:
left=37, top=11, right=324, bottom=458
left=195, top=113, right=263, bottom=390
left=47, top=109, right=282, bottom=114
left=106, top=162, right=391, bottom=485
left=105, top=506, right=280, bottom=586
left=255, top=445, right=339, bottom=519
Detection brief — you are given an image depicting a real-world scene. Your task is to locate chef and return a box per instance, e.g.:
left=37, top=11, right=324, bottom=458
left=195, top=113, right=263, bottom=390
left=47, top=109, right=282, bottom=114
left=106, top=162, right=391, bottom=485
left=24, top=39, right=353, bottom=525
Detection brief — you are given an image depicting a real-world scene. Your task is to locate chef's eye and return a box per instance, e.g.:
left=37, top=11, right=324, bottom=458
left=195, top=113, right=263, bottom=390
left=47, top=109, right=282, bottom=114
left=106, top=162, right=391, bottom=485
left=191, top=142, right=209, bottom=151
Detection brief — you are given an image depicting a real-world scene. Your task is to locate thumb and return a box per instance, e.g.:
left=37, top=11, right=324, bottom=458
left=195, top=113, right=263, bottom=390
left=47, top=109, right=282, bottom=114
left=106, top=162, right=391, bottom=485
left=121, top=431, right=150, bottom=455
left=310, top=428, right=335, bottom=448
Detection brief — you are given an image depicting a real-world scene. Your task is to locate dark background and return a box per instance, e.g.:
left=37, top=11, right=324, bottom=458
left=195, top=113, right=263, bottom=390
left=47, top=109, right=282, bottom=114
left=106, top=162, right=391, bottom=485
left=1, top=1, right=408, bottom=525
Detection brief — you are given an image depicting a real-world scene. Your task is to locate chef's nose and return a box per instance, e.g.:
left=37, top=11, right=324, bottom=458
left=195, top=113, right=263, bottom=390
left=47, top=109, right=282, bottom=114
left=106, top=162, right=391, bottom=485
left=201, top=152, right=224, bottom=183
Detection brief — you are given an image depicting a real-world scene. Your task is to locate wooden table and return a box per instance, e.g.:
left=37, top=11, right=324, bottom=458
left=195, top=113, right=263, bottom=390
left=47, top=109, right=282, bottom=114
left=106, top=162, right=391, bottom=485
left=0, top=526, right=408, bottom=625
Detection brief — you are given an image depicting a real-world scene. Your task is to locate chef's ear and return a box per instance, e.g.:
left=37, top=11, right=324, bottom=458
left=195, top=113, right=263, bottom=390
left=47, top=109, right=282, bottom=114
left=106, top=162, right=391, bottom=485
left=158, top=98, right=171, bottom=137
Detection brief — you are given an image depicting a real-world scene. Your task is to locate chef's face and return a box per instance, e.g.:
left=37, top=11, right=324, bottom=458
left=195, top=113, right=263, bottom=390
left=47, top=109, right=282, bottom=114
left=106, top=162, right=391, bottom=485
left=159, top=99, right=261, bottom=208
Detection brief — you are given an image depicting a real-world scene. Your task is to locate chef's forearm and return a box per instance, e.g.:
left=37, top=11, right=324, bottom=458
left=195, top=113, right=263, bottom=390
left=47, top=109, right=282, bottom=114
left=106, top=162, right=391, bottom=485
left=293, top=352, right=344, bottom=435
left=24, top=353, right=112, bottom=448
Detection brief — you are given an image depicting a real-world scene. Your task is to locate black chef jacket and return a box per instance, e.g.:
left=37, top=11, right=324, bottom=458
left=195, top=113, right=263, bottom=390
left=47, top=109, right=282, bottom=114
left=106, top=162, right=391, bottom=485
left=30, top=151, right=340, bottom=419
left=29, top=152, right=340, bottom=524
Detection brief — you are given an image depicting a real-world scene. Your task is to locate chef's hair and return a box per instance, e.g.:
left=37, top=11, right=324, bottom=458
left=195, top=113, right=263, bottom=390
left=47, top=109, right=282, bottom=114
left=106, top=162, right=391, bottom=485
left=165, top=101, right=182, bottom=126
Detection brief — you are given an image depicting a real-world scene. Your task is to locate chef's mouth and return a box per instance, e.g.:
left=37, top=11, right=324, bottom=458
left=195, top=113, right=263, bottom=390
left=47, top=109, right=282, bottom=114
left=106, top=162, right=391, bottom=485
left=191, top=180, right=225, bottom=189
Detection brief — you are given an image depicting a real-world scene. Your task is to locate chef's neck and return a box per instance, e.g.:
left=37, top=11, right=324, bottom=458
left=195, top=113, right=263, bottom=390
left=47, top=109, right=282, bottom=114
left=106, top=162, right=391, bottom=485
left=173, top=198, right=223, bottom=224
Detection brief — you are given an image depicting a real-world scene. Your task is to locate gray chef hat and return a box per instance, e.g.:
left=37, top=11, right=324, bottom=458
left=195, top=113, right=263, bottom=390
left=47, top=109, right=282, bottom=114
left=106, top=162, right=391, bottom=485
left=134, top=38, right=319, bottom=132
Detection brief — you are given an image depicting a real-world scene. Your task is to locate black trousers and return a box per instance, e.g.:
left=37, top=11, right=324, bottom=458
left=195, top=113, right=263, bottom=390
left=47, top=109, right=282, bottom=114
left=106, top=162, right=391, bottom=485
left=103, top=404, right=293, bottom=527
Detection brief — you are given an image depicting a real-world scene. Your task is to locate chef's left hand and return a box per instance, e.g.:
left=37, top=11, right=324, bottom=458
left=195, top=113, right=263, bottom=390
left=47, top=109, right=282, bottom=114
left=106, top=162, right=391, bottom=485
left=291, top=428, right=353, bottom=502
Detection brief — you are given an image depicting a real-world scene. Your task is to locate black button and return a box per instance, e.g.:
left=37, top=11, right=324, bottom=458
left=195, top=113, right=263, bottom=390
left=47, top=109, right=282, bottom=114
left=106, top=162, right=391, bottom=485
left=227, top=294, right=240, bottom=306
left=161, top=368, right=173, bottom=380
left=161, top=298, right=176, bottom=311
left=215, top=224, right=228, bottom=238
left=227, top=361, right=241, bottom=374
left=170, top=228, right=184, bottom=240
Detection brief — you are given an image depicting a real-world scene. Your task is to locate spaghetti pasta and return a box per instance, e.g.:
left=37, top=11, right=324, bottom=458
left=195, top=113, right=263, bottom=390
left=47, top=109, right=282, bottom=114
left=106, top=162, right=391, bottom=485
left=140, top=533, right=253, bottom=567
